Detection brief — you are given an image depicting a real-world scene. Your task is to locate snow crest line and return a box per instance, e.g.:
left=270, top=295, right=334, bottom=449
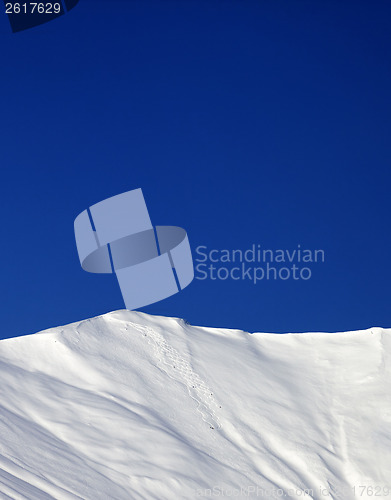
left=128, top=322, right=222, bottom=430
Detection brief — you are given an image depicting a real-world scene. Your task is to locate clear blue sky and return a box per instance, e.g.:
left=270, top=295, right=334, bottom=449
left=0, top=0, right=390, bottom=339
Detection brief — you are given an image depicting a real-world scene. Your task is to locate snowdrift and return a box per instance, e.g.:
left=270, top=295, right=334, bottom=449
left=0, top=311, right=390, bottom=499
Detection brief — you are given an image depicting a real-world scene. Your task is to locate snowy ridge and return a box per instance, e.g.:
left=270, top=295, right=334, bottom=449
left=0, top=311, right=390, bottom=499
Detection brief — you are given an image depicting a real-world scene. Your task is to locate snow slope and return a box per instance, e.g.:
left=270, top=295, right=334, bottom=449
left=0, top=311, right=390, bottom=500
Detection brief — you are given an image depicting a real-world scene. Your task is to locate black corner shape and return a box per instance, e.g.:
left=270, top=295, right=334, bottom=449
left=63, top=0, right=78, bottom=11
left=4, top=0, right=80, bottom=32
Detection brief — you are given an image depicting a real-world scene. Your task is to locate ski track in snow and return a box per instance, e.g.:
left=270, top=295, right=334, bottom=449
left=127, top=321, right=222, bottom=431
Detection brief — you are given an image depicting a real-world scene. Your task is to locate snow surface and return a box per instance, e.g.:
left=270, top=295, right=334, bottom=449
left=0, top=311, right=390, bottom=500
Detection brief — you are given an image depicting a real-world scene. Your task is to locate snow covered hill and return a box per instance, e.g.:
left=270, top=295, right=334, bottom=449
left=0, top=311, right=390, bottom=500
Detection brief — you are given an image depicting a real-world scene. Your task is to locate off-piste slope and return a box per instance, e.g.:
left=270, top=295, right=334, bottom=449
left=0, top=311, right=390, bottom=499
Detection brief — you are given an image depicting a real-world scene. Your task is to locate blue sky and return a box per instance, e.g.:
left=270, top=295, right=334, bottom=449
left=0, top=0, right=390, bottom=339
